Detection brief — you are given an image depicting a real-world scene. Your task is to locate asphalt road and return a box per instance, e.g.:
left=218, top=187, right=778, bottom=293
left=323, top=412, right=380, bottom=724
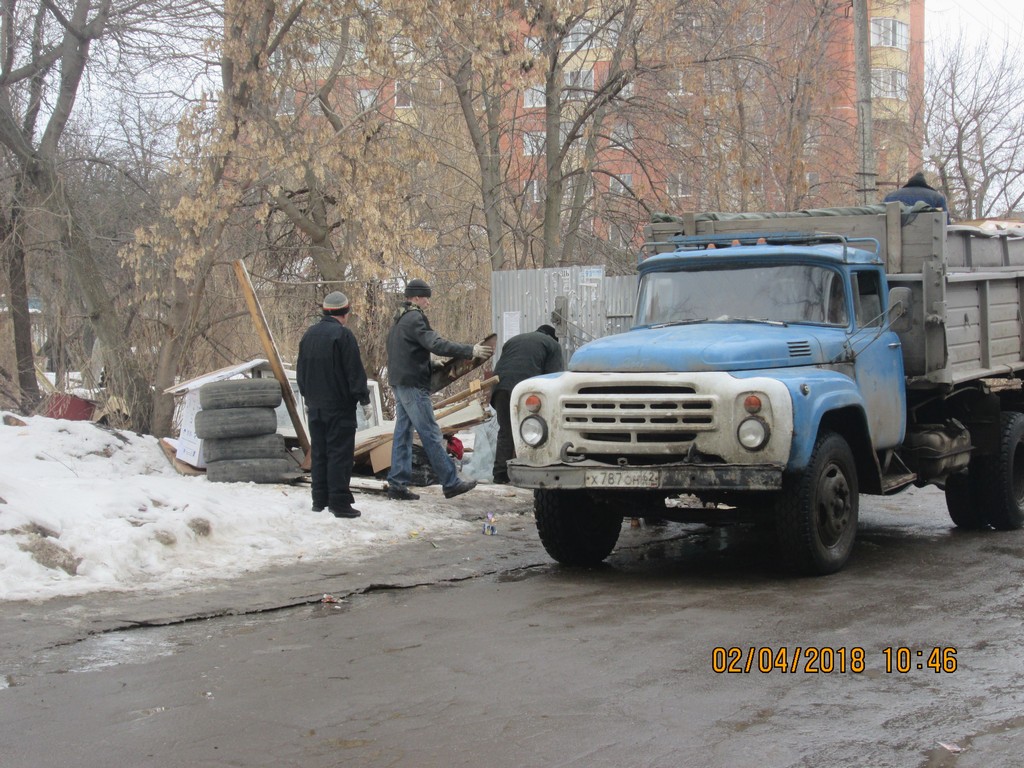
left=3, top=485, right=1024, bottom=768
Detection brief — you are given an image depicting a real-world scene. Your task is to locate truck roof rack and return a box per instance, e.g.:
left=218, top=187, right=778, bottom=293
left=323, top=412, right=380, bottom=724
left=640, top=230, right=881, bottom=262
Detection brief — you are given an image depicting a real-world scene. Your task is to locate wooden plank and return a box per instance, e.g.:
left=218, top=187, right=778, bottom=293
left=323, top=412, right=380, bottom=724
left=432, top=378, right=495, bottom=421
left=437, top=400, right=485, bottom=429
left=434, top=375, right=498, bottom=409
left=429, top=334, right=496, bottom=393
left=158, top=438, right=206, bottom=476
left=232, top=260, right=310, bottom=455
left=885, top=201, right=902, bottom=273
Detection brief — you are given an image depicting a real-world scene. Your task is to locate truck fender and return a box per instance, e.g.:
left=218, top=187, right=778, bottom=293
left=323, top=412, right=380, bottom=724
left=786, top=376, right=872, bottom=474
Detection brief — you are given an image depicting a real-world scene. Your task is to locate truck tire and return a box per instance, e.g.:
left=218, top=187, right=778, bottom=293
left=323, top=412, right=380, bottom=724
left=775, top=431, right=858, bottom=575
left=944, top=470, right=988, bottom=529
left=534, top=489, right=622, bottom=566
left=979, top=411, right=1024, bottom=530
left=194, top=407, right=278, bottom=440
left=206, top=457, right=297, bottom=484
left=199, top=378, right=282, bottom=410
left=202, top=433, right=286, bottom=463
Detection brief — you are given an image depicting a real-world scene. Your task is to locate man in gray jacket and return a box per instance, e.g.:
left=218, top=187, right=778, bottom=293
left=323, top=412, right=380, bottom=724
left=491, top=324, right=564, bottom=484
left=385, top=278, right=492, bottom=500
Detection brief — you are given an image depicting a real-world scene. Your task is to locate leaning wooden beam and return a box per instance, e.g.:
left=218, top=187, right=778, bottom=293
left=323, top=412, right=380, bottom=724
left=232, top=260, right=310, bottom=456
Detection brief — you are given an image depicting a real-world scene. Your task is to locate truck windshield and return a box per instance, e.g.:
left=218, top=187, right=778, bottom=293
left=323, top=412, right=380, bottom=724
left=636, top=263, right=848, bottom=327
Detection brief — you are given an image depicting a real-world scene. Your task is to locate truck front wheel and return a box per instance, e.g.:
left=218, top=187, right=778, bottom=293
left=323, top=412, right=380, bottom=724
left=534, top=489, right=623, bottom=566
left=944, top=469, right=989, bottom=529
left=775, top=431, right=858, bottom=575
left=979, top=411, right=1024, bottom=530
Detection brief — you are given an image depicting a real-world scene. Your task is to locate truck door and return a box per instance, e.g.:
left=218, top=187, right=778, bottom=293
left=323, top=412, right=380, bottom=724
left=850, top=269, right=906, bottom=448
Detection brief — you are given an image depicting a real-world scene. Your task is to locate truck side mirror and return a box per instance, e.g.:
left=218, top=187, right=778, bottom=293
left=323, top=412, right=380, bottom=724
left=888, top=287, right=912, bottom=333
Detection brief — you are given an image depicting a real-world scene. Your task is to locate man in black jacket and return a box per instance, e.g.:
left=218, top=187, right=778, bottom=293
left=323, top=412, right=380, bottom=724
left=883, top=171, right=950, bottom=220
left=491, top=324, right=565, bottom=484
left=297, top=291, right=372, bottom=519
left=385, top=278, right=492, bottom=501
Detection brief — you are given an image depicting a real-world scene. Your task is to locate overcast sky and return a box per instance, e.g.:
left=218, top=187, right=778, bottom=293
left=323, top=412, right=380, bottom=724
left=925, top=0, right=1024, bottom=45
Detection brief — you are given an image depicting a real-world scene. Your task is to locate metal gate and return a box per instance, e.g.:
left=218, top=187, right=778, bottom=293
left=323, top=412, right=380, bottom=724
left=490, top=266, right=637, bottom=361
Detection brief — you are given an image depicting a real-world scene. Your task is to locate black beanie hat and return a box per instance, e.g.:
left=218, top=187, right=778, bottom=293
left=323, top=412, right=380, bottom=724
left=537, top=324, right=557, bottom=339
left=906, top=172, right=932, bottom=189
left=405, top=278, right=432, bottom=298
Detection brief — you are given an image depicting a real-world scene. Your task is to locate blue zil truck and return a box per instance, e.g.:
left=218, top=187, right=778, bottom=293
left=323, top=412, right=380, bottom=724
left=506, top=203, right=1024, bottom=574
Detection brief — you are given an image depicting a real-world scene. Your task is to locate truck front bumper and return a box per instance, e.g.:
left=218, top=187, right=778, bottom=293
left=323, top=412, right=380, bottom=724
left=507, top=460, right=783, bottom=492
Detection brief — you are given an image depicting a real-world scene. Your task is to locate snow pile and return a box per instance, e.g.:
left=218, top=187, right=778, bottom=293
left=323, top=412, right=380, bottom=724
left=0, top=414, right=479, bottom=602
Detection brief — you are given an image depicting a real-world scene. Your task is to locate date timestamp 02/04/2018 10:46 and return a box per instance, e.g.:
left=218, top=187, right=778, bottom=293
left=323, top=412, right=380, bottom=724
left=711, top=646, right=958, bottom=674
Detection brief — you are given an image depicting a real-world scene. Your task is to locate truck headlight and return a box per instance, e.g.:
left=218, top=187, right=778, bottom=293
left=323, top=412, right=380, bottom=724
left=520, top=415, right=548, bottom=447
left=737, top=417, right=770, bottom=450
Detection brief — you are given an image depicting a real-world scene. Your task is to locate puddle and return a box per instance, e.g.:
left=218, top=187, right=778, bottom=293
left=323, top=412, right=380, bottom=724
left=36, top=627, right=178, bottom=673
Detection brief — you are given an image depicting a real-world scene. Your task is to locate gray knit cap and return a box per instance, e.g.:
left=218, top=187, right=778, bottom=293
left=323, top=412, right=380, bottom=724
left=322, top=291, right=350, bottom=314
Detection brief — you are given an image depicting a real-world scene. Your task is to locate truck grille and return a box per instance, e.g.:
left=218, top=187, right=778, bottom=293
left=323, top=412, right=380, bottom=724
left=562, top=385, right=716, bottom=445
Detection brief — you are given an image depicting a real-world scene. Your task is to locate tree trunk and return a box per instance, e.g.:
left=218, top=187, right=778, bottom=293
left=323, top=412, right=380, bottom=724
left=3, top=222, right=41, bottom=410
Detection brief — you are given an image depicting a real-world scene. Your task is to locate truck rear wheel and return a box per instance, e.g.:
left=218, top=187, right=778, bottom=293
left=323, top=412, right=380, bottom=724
left=979, top=411, right=1024, bottom=530
left=775, top=431, right=858, bottom=575
left=534, top=489, right=622, bottom=566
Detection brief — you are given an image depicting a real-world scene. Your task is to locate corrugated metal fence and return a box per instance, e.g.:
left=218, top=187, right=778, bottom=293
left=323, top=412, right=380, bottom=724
left=491, top=266, right=638, bottom=361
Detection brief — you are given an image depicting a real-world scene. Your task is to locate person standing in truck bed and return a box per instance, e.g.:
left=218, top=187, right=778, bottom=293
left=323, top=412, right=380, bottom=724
left=883, top=171, right=950, bottom=221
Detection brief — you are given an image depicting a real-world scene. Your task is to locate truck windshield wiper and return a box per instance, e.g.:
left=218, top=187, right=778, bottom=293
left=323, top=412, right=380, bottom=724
left=719, top=316, right=789, bottom=327
left=648, top=318, right=710, bottom=329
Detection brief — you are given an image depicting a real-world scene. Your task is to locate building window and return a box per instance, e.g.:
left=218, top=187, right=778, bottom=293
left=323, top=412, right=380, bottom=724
left=356, top=88, right=377, bottom=111
left=609, top=174, right=632, bottom=196
left=278, top=87, right=297, bottom=115
left=523, top=131, right=545, bottom=156
left=871, top=18, right=909, bottom=50
left=669, top=72, right=693, bottom=98
left=395, top=81, right=413, bottom=109
left=525, top=179, right=544, bottom=203
left=524, top=85, right=545, bottom=109
left=608, top=223, right=631, bottom=248
left=390, top=35, right=416, bottom=63
left=563, top=68, right=594, bottom=98
left=562, top=19, right=595, bottom=51
left=667, top=173, right=691, bottom=199
left=871, top=68, right=907, bottom=100
left=525, top=36, right=543, bottom=56
left=610, top=122, right=635, bottom=150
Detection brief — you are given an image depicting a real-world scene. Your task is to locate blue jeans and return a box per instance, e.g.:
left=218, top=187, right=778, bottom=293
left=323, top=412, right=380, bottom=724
left=388, top=385, right=458, bottom=491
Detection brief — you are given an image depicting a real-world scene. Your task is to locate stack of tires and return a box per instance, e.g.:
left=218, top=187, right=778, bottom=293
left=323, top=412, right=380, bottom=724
left=194, top=378, right=297, bottom=484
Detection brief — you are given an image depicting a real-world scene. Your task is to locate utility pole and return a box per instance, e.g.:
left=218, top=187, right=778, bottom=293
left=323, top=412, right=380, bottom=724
left=853, top=0, right=876, bottom=204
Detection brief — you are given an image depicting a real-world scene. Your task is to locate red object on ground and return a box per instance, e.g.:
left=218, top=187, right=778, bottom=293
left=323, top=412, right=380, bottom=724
left=446, top=435, right=464, bottom=460
left=44, top=393, right=97, bottom=421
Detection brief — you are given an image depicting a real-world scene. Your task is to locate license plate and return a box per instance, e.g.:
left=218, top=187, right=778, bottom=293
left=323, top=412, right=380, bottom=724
left=584, top=470, right=659, bottom=488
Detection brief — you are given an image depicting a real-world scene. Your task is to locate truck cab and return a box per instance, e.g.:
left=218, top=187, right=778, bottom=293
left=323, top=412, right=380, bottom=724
left=508, top=232, right=911, bottom=575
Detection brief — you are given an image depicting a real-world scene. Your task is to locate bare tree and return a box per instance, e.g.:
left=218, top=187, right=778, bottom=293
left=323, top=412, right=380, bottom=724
left=0, top=0, right=220, bottom=427
left=924, top=31, right=1024, bottom=220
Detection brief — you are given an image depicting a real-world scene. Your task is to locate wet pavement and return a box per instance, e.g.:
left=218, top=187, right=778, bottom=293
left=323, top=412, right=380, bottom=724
left=3, top=485, right=1024, bottom=767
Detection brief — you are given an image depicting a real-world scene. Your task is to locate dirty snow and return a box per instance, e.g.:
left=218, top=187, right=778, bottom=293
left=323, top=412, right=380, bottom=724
left=0, top=413, right=505, bottom=602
